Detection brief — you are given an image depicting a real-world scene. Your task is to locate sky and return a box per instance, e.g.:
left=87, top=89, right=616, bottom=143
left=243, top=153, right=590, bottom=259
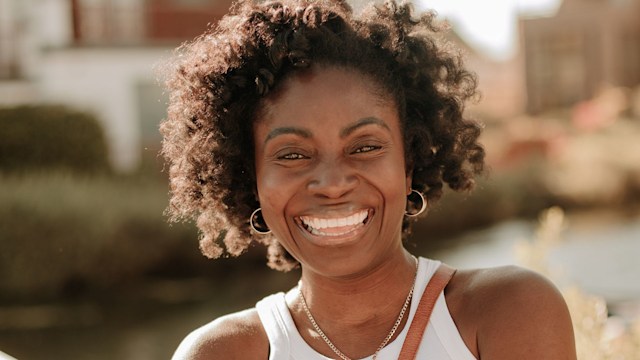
left=416, top=0, right=562, bottom=60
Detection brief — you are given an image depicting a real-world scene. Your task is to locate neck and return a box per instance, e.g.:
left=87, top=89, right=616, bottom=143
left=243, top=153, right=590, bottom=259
left=289, top=249, right=418, bottom=340
left=300, top=249, right=416, bottom=297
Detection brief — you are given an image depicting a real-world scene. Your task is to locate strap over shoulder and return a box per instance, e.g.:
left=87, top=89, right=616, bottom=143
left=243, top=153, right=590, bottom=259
left=398, top=263, right=457, bottom=360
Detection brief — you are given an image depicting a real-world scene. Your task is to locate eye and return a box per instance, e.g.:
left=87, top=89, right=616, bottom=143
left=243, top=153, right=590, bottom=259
left=278, top=152, right=308, bottom=160
left=353, top=145, right=381, bottom=154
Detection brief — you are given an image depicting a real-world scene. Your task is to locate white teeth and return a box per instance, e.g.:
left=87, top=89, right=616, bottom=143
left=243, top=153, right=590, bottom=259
left=299, top=210, right=369, bottom=231
left=309, top=227, right=355, bottom=237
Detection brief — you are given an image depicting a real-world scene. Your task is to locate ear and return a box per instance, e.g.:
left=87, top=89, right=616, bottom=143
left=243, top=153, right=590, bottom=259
left=253, top=187, right=261, bottom=203
left=405, top=168, right=413, bottom=196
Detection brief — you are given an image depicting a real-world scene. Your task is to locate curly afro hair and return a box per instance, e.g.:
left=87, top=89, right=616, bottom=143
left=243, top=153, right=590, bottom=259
left=160, top=0, right=485, bottom=271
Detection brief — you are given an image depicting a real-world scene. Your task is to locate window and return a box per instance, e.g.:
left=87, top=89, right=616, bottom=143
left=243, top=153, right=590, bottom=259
left=74, top=0, right=145, bottom=44
left=0, top=0, right=20, bottom=79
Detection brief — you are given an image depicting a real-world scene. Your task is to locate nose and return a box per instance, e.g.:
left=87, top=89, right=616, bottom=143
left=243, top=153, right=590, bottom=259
left=306, top=159, right=358, bottom=199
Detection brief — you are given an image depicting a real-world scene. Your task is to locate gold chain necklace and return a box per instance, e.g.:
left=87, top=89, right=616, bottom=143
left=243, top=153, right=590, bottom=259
left=297, top=257, right=418, bottom=360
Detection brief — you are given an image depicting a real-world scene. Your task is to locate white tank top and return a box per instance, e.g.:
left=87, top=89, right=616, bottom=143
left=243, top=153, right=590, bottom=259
left=255, top=257, right=477, bottom=360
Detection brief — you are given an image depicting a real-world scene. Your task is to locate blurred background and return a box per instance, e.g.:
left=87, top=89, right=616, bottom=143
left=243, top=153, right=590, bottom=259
left=0, top=0, right=639, bottom=359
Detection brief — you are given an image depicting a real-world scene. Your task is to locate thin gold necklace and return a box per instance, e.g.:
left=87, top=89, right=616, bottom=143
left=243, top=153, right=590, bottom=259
left=297, top=256, right=419, bottom=360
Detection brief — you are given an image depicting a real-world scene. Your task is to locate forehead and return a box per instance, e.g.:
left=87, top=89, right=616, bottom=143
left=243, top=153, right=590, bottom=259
left=256, top=66, right=398, bottom=129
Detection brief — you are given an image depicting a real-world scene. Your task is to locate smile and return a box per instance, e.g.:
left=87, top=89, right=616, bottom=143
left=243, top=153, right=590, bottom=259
left=297, top=209, right=371, bottom=237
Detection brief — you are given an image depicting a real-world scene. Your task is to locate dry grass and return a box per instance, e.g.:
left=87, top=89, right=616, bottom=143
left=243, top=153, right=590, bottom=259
left=517, top=207, right=640, bottom=359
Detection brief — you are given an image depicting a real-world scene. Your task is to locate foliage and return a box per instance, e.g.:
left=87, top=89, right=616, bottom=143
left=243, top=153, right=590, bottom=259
left=517, top=207, right=640, bottom=359
left=0, top=172, right=199, bottom=299
left=0, top=105, right=110, bottom=174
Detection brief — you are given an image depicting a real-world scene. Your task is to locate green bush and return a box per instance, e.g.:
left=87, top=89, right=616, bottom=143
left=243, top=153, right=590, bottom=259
left=0, top=172, right=201, bottom=300
left=0, top=105, right=110, bottom=174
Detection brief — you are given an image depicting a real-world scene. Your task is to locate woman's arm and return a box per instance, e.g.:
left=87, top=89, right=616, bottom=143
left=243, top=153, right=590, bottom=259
left=171, top=308, right=269, bottom=360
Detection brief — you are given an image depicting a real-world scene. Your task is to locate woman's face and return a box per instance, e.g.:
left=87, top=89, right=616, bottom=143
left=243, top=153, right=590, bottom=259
left=253, top=66, right=411, bottom=276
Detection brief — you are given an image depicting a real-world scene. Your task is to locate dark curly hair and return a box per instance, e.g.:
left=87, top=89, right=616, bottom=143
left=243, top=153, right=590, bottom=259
left=160, top=0, right=485, bottom=271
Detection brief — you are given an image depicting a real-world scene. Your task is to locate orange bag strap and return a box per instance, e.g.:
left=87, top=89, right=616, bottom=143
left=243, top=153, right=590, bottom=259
left=398, top=263, right=457, bottom=360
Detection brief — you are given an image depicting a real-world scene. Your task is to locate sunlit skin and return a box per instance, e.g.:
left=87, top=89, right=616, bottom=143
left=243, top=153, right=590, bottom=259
left=171, top=66, right=577, bottom=360
left=254, top=65, right=412, bottom=279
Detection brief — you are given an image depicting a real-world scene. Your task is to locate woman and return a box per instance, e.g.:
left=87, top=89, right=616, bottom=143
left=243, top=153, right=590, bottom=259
left=161, top=0, right=576, bottom=358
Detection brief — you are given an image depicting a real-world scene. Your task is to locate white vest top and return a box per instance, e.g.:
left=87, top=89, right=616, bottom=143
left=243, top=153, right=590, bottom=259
left=255, top=257, right=477, bottom=360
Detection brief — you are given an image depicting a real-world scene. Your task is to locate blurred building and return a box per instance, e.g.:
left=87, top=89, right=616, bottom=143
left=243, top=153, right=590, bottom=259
left=0, top=0, right=231, bottom=171
left=446, top=31, right=527, bottom=121
left=521, top=0, right=640, bottom=113
left=3, top=0, right=584, bottom=170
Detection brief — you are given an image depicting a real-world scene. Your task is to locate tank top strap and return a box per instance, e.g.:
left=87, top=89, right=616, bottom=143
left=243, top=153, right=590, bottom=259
left=256, top=292, right=292, bottom=360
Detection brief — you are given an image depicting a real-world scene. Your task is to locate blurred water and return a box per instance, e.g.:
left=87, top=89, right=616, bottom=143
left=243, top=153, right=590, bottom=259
left=433, top=208, right=640, bottom=318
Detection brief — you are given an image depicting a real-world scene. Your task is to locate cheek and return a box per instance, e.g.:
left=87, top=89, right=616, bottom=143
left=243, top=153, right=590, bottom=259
left=380, top=164, right=410, bottom=218
left=256, top=168, right=300, bottom=226
left=382, top=169, right=410, bottom=230
left=364, top=154, right=408, bottom=202
left=387, top=175, right=409, bottom=211
left=256, top=169, right=280, bottom=210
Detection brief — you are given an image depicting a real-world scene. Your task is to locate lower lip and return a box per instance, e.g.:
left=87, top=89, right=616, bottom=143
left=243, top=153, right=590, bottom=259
left=296, top=210, right=373, bottom=247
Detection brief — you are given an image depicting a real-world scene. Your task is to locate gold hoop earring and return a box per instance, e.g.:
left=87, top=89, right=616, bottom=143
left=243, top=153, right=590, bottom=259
left=250, top=208, right=271, bottom=234
left=405, top=189, right=427, bottom=217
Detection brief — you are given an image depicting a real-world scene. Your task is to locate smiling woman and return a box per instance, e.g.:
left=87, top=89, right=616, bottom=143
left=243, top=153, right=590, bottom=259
left=160, top=0, right=576, bottom=359
left=254, top=67, right=410, bottom=276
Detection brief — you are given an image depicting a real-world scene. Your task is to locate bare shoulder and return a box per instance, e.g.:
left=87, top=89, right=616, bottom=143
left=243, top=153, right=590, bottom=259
left=446, top=265, right=576, bottom=359
left=171, top=308, right=269, bottom=360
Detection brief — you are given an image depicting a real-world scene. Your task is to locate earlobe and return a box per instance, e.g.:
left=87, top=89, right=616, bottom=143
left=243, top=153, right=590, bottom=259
left=405, top=171, right=413, bottom=196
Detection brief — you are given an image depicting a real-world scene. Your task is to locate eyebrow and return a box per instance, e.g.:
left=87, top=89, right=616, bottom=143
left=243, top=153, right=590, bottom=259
left=339, top=117, right=390, bottom=138
left=264, top=127, right=312, bottom=145
left=263, top=116, right=390, bottom=145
